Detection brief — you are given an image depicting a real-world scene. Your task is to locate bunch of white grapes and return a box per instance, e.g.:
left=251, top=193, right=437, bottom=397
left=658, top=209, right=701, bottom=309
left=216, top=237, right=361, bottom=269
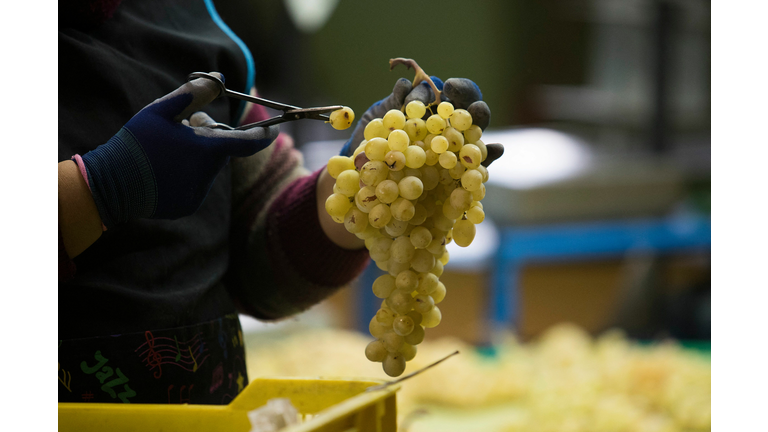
left=325, top=99, right=490, bottom=377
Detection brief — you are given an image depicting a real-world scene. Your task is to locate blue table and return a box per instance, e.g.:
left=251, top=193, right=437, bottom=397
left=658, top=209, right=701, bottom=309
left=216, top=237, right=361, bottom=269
left=490, top=214, right=712, bottom=330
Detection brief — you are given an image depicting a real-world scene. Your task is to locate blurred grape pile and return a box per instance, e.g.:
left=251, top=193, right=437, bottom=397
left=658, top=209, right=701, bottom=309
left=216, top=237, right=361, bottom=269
left=245, top=323, right=710, bottom=432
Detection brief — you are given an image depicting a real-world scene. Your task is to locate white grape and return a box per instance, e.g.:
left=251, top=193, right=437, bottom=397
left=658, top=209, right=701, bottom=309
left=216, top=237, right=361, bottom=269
left=421, top=306, right=442, bottom=328
left=372, top=274, right=396, bottom=299
left=393, top=315, right=415, bottom=336
left=453, top=218, right=476, bottom=247
left=426, top=114, right=446, bottom=135
left=404, top=118, right=428, bottom=142
left=375, top=179, right=400, bottom=203
left=398, top=176, right=424, bottom=200
left=405, top=100, right=426, bottom=119
left=450, top=109, right=472, bottom=131
left=329, top=106, right=354, bottom=130
left=390, top=197, right=415, bottom=222
left=365, top=340, right=387, bottom=362
left=364, top=119, right=389, bottom=140
left=443, top=127, right=464, bottom=153
left=387, top=129, right=409, bottom=152
left=391, top=236, right=415, bottom=264
left=437, top=101, right=454, bottom=119
left=327, top=155, right=355, bottom=179
left=383, top=109, right=406, bottom=131
left=336, top=169, right=361, bottom=197
left=365, top=138, right=389, bottom=162
left=383, top=352, right=406, bottom=377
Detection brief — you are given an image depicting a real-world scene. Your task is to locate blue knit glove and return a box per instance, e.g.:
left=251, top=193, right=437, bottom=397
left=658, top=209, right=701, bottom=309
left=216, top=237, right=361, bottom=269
left=81, top=72, right=279, bottom=228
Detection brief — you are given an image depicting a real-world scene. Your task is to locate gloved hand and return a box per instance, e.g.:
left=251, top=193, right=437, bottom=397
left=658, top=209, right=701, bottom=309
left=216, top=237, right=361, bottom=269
left=340, top=76, right=503, bottom=166
left=80, top=72, right=279, bottom=229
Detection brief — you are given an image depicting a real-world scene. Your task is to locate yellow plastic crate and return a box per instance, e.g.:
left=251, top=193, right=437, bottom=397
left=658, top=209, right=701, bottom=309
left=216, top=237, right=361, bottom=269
left=59, top=377, right=400, bottom=432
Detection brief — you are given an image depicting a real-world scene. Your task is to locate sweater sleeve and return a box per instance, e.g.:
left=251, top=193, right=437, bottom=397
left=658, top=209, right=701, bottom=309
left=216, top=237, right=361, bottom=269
left=226, top=92, right=370, bottom=320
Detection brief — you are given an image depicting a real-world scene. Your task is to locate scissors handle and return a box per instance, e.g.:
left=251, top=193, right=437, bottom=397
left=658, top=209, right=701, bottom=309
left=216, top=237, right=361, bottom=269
left=187, top=72, right=299, bottom=111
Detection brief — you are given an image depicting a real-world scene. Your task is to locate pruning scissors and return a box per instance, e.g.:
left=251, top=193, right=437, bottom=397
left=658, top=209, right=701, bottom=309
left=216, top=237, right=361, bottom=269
left=187, top=72, right=342, bottom=131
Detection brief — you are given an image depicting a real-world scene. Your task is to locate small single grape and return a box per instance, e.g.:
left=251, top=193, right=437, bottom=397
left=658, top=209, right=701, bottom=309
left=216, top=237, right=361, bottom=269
left=384, top=151, right=406, bottom=171
left=431, top=135, right=449, bottom=154
left=411, top=249, right=436, bottom=273
left=391, top=236, right=416, bottom=264
left=393, top=315, right=415, bottom=336
left=369, top=316, right=388, bottom=338
left=404, top=325, right=425, bottom=345
left=327, top=155, right=355, bottom=178
left=398, top=176, right=424, bottom=200
left=403, top=146, right=427, bottom=169
left=355, top=186, right=380, bottom=213
left=390, top=197, right=415, bottom=222
left=365, top=340, right=387, bottom=362
left=375, top=179, right=400, bottom=203
left=395, top=270, right=419, bottom=291
left=329, top=106, right=355, bottom=130
left=438, top=151, right=457, bottom=169
left=450, top=188, right=473, bottom=211
left=464, top=125, right=482, bottom=143
left=406, top=100, right=427, bottom=119
left=442, top=200, right=463, bottom=220
left=385, top=218, right=409, bottom=238
left=383, top=352, right=406, bottom=377
left=344, top=207, right=368, bottom=234
left=431, top=281, right=447, bottom=304
left=448, top=161, right=466, bottom=180
left=386, top=289, right=414, bottom=315
left=472, top=183, right=486, bottom=201
left=364, top=119, right=389, bottom=140
left=383, top=109, right=406, bottom=131
left=401, top=343, right=417, bottom=361
left=325, top=193, right=352, bottom=218
left=365, top=138, right=389, bottom=162
left=437, top=101, right=454, bottom=119
left=443, top=127, right=464, bottom=153
left=410, top=226, right=433, bottom=249
left=376, top=307, right=397, bottom=325
left=453, top=218, right=476, bottom=247
left=467, top=205, right=485, bottom=224
left=336, top=170, right=361, bottom=196
left=450, top=109, right=472, bottom=131
left=421, top=306, right=442, bottom=328
left=459, top=144, right=482, bottom=169
left=461, top=169, right=483, bottom=192
left=387, top=129, right=410, bottom=152
left=417, top=272, right=439, bottom=295
left=404, top=118, right=428, bottom=142
left=426, top=114, right=446, bottom=135
left=368, top=203, right=392, bottom=228
left=381, top=331, right=405, bottom=353
left=387, top=256, right=410, bottom=277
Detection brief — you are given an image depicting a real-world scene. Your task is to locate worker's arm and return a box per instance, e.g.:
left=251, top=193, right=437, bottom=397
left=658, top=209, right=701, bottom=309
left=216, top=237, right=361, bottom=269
left=58, top=160, right=103, bottom=258
left=58, top=72, right=278, bottom=279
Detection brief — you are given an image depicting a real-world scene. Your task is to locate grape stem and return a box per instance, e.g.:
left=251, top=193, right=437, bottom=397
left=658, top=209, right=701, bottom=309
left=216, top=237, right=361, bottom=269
left=389, top=58, right=442, bottom=106
left=365, top=350, right=460, bottom=392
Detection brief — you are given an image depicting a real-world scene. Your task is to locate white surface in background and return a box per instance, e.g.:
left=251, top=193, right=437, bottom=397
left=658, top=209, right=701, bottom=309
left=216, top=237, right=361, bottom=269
left=284, top=0, right=340, bottom=33
left=483, top=128, right=592, bottom=190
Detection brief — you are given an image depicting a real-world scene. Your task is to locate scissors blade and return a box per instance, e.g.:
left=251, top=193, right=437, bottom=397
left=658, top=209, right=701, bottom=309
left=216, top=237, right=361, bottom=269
left=284, top=105, right=344, bottom=121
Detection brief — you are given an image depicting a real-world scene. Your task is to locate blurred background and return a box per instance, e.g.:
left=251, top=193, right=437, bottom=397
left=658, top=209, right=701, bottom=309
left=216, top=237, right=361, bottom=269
left=217, top=0, right=710, bottom=430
